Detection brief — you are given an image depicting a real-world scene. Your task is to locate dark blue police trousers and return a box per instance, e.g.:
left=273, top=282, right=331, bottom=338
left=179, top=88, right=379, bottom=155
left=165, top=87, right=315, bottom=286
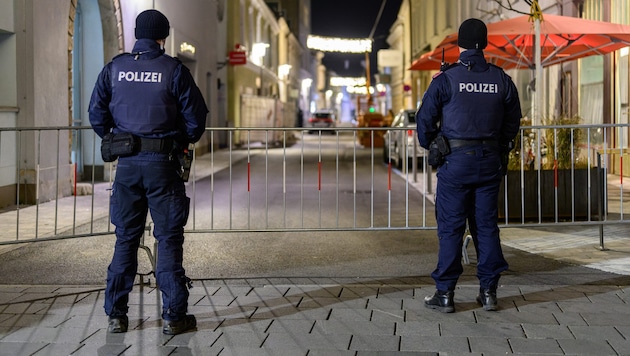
left=433, top=145, right=508, bottom=292
left=104, top=153, right=191, bottom=321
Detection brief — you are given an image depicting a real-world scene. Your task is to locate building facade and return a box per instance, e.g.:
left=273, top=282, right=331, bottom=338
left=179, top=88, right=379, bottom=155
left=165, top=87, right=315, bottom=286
left=0, top=0, right=308, bottom=209
left=395, top=0, right=628, bottom=161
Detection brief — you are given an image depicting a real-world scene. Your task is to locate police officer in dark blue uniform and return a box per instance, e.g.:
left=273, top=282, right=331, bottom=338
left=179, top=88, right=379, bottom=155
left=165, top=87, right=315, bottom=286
left=89, top=9, right=208, bottom=334
left=416, top=18, right=522, bottom=313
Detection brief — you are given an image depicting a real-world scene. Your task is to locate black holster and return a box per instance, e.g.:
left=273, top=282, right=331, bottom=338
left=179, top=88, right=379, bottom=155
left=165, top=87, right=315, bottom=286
left=428, top=136, right=450, bottom=168
left=100, top=132, right=136, bottom=162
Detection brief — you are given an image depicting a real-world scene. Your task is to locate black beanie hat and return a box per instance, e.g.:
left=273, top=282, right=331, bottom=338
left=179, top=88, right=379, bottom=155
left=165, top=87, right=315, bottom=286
left=458, top=18, right=487, bottom=50
left=135, top=9, right=170, bottom=40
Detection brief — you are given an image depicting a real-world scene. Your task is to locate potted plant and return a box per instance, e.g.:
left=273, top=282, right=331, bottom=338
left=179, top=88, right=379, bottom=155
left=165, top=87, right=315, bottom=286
left=499, top=116, right=602, bottom=220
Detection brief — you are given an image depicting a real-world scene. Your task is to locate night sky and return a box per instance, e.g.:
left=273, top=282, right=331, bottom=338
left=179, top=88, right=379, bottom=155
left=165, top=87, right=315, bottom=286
left=311, top=0, right=403, bottom=79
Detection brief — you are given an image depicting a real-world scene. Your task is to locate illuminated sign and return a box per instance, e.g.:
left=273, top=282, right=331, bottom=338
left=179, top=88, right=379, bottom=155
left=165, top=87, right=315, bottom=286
left=307, top=35, right=372, bottom=53
left=330, top=77, right=367, bottom=87
left=179, top=42, right=196, bottom=56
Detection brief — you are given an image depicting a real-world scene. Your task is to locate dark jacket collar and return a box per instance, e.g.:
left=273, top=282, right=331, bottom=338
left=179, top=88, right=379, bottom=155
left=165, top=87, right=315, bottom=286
left=458, top=49, right=489, bottom=71
left=131, top=39, right=165, bottom=59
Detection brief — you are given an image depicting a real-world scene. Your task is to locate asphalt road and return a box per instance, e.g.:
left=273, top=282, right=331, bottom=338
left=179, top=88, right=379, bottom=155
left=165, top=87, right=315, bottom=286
left=0, top=134, right=626, bottom=287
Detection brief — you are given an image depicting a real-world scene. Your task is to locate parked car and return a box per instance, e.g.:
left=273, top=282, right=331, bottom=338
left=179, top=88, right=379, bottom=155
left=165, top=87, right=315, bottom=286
left=306, top=111, right=336, bottom=134
left=382, top=109, right=426, bottom=170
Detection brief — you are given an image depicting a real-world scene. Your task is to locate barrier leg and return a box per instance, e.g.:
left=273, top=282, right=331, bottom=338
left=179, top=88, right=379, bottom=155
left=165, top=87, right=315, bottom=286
left=138, top=223, right=156, bottom=286
left=462, top=234, right=473, bottom=265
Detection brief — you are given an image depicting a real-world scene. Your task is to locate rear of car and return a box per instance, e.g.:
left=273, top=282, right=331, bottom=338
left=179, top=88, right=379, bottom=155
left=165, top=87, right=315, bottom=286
left=307, top=111, right=335, bottom=133
left=383, top=109, right=426, bottom=169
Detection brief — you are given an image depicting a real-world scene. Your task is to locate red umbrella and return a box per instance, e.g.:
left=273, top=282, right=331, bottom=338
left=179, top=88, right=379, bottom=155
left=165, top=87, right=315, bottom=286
left=410, top=14, right=630, bottom=71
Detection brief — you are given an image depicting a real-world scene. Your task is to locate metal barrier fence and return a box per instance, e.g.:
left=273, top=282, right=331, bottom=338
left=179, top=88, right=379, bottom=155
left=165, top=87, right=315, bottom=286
left=0, top=124, right=629, bottom=248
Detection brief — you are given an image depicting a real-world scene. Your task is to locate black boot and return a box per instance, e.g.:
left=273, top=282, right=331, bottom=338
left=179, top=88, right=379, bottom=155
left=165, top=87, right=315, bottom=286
left=477, top=288, right=498, bottom=311
left=107, top=315, right=128, bottom=333
left=424, top=290, right=455, bottom=313
left=162, top=314, right=197, bottom=335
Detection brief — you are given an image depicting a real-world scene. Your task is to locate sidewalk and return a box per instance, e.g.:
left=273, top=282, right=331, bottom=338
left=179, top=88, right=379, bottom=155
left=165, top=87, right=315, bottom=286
left=1, top=276, right=630, bottom=355
left=1, top=147, right=630, bottom=355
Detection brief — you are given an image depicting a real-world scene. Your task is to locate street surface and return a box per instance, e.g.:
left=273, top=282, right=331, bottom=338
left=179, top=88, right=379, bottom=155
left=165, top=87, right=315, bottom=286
left=0, top=134, right=624, bottom=288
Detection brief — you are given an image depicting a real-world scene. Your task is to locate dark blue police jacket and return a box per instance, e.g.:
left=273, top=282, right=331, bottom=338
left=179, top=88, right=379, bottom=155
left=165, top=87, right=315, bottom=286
left=89, top=39, right=207, bottom=143
left=415, top=49, right=522, bottom=149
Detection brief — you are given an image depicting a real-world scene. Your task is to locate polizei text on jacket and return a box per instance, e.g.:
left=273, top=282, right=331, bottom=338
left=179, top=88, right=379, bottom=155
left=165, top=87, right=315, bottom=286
left=118, top=71, right=163, bottom=83
left=459, top=82, right=498, bottom=93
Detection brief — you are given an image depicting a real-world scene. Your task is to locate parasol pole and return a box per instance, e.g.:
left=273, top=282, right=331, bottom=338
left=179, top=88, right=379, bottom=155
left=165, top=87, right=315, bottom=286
left=530, top=1, right=544, bottom=126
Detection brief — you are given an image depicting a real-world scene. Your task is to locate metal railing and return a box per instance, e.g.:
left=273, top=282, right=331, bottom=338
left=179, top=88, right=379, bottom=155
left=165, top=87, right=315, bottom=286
left=0, top=124, right=628, bottom=249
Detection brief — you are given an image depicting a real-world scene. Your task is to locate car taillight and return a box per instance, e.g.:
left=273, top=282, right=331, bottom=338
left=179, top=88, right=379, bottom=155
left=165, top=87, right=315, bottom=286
left=308, top=118, right=315, bottom=123
left=407, top=130, right=414, bottom=137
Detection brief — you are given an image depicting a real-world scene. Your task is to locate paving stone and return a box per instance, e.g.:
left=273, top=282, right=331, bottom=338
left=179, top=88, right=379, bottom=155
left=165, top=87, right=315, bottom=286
left=370, top=308, right=405, bottom=323
left=557, top=300, right=630, bottom=314
left=367, top=297, right=403, bottom=310
left=557, top=338, right=618, bottom=355
left=199, top=305, right=257, bottom=320
left=230, top=295, right=302, bottom=308
left=263, top=330, right=351, bottom=351
left=584, top=290, right=626, bottom=303
left=508, top=337, right=564, bottom=354
left=193, top=295, right=235, bottom=306
left=607, top=337, right=630, bottom=355
left=213, top=286, right=253, bottom=297
left=440, top=321, right=525, bottom=338
left=400, top=335, right=469, bottom=353
left=552, top=311, right=589, bottom=326
left=2, top=303, right=46, bottom=315
left=216, top=318, right=273, bottom=333
left=339, top=286, right=379, bottom=298
left=581, top=312, right=630, bottom=326
left=166, top=329, right=222, bottom=347
left=357, top=352, right=438, bottom=356
left=512, top=299, right=562, bottom=312
left=31, top=342, right=84, bottom=355
left=218, top=345, right=305, bottom=356
left=521, top=323, right=573, bottom=339
left=192, top=317, right=224, bottom=332
left=308, top=350, right=354, bottom=356
left=475, top=308, right=559, bottom=324
left=329, top=308, right=372, bottom=321
left=82, top=327, right=169, bottom=346
left=116, top=344, right=179, bottom=355
left=297, top=297, right=367, bottom=309
left=377, top=286, right=414, bottom=298
left=0, top=314, right=69, bottom=328
left=211, top=330, right=268, bottom=348
left=69, top=343, right=131, bottom=356
left=250, top=306, right=329, bottom=320
left=188, top=285, right=220, bottom=296
left=395, top=321, right=439, bottom=336
left=248, top=286, right=290, bottom=297
left=405, top=308, right=476, bottom=322
left=284, top=286, right=343, bottom=298
left=0, top=342, right=55, bottom=356
left=0, top=280, right=629, bottom=355
left=614, top=325, right=630, bottom=339
left=349, top=334, right=400, bottom=351
left=313, top=319, right=395, bottom=335
left=7, top=294, right=58, bottom=304
left=468, top=336, right=512, bottom=354
left=265, top=319, right=314, bottom=334
left=568, top=325, right=626, bottom=341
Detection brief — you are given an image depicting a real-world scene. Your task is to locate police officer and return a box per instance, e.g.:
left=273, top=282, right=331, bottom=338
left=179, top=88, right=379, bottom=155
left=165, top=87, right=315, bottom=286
left=416, top=18, right=522, bottom=313
left=89, top=9, right=208, bottom=334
